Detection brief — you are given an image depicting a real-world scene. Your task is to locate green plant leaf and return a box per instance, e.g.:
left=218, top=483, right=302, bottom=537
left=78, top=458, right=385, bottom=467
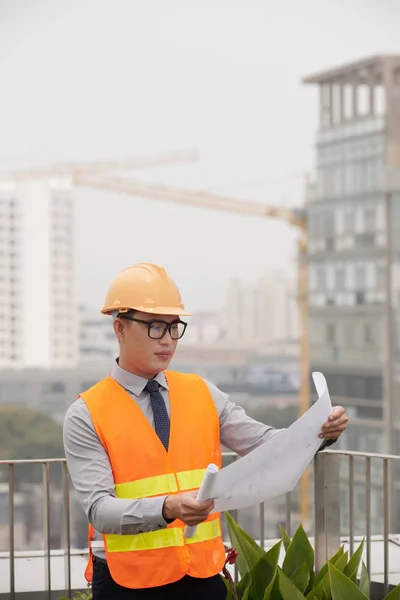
left=225, top=512, right=267, bottom=578
left=315, top=546, right=345, bottom=586
left=277, top=567, right=308, bottom=599
left=263, top=577, right=274, bottom=600
left=384, top=585, right=400, bottom=599
left=279, top=524, right=291, bottom=552
left=307, top=552, right=348, bottom=600
left=344, top=539, right=365, bottom=582
left=282, top=524, right=314, bottom=580
left=222, top=576, right=236, bottom=600
left=236, top=541, right=282, bottom=600
left=241, top=587, right=250, bottom=600
left=306, top=569, right=316, bottom=595
left=236, top=572, right=251, bottom=600
left=291, top=562, right=311, bottom=594
left=264, top=572, right=283, bottom=600
left=359, top=561, right=369, bottom=598
left=328, top=563, right=368, bottom=600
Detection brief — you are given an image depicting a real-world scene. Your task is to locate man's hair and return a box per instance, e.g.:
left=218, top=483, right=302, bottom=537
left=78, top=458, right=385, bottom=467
left=117, top=309, right=136, bottom=319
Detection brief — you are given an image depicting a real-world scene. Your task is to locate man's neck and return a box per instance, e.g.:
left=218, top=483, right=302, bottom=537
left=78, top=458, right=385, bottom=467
left=117, top=357, right=158, bottom=380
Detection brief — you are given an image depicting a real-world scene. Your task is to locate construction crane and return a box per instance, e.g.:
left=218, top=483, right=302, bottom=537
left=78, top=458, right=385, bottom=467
left=74, top=173, right=311, bottom=524
left=0, top=149, right=199, bottom=181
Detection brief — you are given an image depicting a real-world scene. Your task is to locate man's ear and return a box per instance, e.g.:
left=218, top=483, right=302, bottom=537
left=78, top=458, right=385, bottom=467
left=113, top=317, right=126, bottom=342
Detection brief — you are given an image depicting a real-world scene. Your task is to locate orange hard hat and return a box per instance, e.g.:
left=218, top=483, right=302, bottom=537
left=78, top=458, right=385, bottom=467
left=101, top=263, right=192, bottom=317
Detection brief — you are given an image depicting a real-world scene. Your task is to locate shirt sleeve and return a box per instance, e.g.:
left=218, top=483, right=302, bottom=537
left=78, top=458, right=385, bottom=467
left=63, top=399, right=168, bottom=535
left=203, top=379, right=285, bottom=456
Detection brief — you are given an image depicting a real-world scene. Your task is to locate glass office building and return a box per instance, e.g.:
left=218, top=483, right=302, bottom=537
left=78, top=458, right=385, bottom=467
left=304, top=55, right=400, bottom=530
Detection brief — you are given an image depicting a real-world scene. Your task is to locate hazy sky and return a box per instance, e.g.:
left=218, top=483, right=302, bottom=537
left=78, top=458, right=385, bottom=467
left=1, top=0, right=399, bottom=312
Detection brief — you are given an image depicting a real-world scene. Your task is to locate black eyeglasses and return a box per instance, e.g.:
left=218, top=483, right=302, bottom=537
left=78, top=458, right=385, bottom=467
left=119, top=315, right=187, bottom=340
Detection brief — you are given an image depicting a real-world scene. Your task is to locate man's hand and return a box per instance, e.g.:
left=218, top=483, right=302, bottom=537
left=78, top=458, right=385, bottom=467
left=162, top=492, right=214, bottom=526
left=319, top=406, right=349, bottom=441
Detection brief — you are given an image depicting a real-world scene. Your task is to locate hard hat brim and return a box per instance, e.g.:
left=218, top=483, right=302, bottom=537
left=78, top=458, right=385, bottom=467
left=102, top=305, right=192, bottom=317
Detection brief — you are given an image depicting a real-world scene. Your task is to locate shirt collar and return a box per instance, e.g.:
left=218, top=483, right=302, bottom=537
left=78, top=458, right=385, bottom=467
left=111, top=359, right=169, bottom=396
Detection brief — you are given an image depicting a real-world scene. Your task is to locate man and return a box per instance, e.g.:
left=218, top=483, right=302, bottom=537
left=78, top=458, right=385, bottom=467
left=64, top=263, right=348, bottom=600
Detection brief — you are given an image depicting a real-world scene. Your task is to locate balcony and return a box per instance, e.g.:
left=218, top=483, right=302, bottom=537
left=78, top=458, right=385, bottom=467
left=0, top=450, right=399, bottom=599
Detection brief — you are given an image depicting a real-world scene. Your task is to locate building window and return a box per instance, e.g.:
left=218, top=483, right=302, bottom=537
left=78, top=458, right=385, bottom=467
left=355, top=233, right=375, bottom=248
left=311, top=213, right=321, bottom=239
left=355, top=291, right=366, bottom=305
left=376, top=265, right=385, bottom=289
left=344, top=164, right=353, bottom=194
left=364, top=323, right=376, bottom=344
left=326, top=323, right=336, bottom=343
left=326, top=237, right=335, bottom=251
left=317, top=168, right=325, bottom=198
left=344, top=211, right=355, bottom=234
left=355, top=266, right=366, bottom=290
left=333, top=165, right=343, bottom=196
left=344, top=322, right=354, bottom=346
left=316, top=267, right=326, bottom=290
left=335, top=267, right=345, bottom=290
left=369, top=157, right=382, bottom=190
left=323, top=212, right=335, bottom=237
left=364, top=208, right=375, bottom=231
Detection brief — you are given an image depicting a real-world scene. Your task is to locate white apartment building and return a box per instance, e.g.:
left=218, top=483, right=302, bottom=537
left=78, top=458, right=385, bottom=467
left=223, top=270, right=299, bottom=349
left=0, top=178, right=77, bottom=368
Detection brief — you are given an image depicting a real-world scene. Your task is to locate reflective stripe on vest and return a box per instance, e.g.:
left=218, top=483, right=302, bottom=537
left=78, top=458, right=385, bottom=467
left=105, top=519, right=221, bottom=553
left=176, top=468, right=207, bottom=491
left=115, top=468, right=208, bottom=499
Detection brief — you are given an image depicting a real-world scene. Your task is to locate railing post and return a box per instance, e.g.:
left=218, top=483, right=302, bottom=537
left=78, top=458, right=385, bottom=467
left=9, top=464, right=15, bottom=600
left=232, top=454, right=239, bottom=585
left=285, top=492, right=292, bottom=537
left=62, top=462, right=72, bottom=597
left=314, top=453, right=341, bottom=572
left=259, top=502, right=265, bottom=549
left=42, top=462, right=51, bottom=599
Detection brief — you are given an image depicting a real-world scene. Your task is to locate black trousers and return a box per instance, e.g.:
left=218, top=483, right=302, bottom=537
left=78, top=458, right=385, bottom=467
left=92, top=557, right=227, bottom=600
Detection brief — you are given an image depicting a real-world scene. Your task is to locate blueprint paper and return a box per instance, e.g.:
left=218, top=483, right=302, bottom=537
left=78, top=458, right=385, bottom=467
left=202, top=372, right=332, bottom=512
left=184, top=463, right=219, bottom=538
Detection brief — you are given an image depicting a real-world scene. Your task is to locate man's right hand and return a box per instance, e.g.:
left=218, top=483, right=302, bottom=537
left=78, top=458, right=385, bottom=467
left=162, top=492, right=214, bottom=526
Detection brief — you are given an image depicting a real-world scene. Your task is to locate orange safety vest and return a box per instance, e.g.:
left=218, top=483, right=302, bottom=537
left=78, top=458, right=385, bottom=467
left=80, top=371, right=225, bottom=589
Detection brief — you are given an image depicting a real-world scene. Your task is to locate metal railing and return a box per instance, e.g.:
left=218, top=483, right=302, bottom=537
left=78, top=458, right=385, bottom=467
left=3, top=458, right=73, bottom=599
left=314, top=449, right=400, bottom=596
left=0, top=450, right=399, bottom=598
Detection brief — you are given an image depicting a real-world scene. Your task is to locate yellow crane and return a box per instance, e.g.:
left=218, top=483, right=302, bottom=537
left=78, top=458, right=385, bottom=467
left=0, top=149, right=199, bottom=181
left=4, top=153, right=310, bottom=522
left=74, top=172, right=311, bottom=524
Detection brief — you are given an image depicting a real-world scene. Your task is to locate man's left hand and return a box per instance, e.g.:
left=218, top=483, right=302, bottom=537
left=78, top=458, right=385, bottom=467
left=319, top=406, right=349, bottom=441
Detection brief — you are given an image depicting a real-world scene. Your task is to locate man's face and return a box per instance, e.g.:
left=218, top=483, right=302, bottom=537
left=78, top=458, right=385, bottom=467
left=114, top=311, right=184, bottom=378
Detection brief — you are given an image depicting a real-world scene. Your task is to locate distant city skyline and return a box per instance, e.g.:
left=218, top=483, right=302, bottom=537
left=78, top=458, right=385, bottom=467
left=1, top=0, right=399, bottom=312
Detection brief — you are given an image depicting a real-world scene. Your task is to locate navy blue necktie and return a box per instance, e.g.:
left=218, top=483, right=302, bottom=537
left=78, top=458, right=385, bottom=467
left=145, top=380, right=170, bottom=451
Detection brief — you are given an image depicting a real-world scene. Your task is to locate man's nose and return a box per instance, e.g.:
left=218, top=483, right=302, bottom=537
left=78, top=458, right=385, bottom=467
left=159, top=329, right=173, bottom=344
